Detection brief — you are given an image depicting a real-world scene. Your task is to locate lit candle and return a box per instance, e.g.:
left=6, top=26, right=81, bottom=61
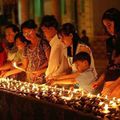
left=97, top=93, right=100, bottom=98
left=105, top=95, right=108, bottom=100
left=111, top=102, right=117, bottom=109
left=102, top=104, right=110, bottom=114
left=99, top=101, right=104, bottom=106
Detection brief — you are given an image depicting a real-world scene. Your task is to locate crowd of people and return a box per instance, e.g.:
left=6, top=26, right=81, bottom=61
left=0, top=8, right=120, bottom=98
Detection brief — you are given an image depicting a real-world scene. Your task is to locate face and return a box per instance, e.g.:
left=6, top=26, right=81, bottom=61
left=41, top=26, right=55, bottom=41
left=5, top=28, right=16, bottom=43
left=60, top=33, right=73, bottom=47
left=22, top=28, right=35, bottom=42
left=103, top=19, right=115, bottom=35
left=15, top=38, right=26, bottom=50
left=75, top=60, right=89, bottom=72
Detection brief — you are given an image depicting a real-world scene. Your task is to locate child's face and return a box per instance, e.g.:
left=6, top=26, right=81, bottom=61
left=75, top=60, right=89, bottom=72
left=5, top=28, right=16, bottom=43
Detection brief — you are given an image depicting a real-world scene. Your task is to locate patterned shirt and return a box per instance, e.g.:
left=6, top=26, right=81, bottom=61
left=23, top=38, right=50, bottom=82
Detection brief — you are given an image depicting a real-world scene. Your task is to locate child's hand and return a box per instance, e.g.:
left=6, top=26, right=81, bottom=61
left=92, top=81, right=100, bottom=89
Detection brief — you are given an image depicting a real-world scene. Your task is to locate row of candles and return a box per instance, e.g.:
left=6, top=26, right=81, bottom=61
left=0, top=77, right=120, bottom=119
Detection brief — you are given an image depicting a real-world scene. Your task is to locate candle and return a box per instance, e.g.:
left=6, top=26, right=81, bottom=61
left=102, top=104, right=110, bottom=114
left=111, top=102, right=117, bottom=109
left=99, top=102, right=104, bottom=106
left=97, top=93, right=100, bottom=98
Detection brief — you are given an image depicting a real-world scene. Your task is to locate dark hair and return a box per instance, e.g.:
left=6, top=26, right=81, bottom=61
left=21, top=19, right=37, bottom=31
left=14, top=32, right=30, bottom=45
left=5, top=24, right=19, bottom=33
left=40, top=15, right=59, bottom=30
left=59, top=23, right=80, bottom=56
left=73, top=52, right=91, bottom=65
left=102, top=8, right=120, bottom=33
left=81, top=30, right=86, bottom=35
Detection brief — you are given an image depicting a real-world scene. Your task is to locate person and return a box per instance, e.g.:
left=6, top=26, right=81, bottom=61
left=21, top=19, right=50, bottom=83
left=40, top=15, right=70, bottom=79
left=0, top=24, right=19, bottom=74
left=0, top=41, right=7, bottom=67
left=48, top=52, right=97, bottom=93
left=92, top=8, right=120, bottom=98
left=1, top=33, right=29, bottom=80
left=4, top=24, right=19, bottom=61
left=81, top=30, right=90, bottom=47
left=51, top=23, right=97, bottom=79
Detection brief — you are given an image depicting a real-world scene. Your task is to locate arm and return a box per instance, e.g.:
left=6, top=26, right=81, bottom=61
left=0, top=61, right=13, bottom=71
left=3, top=58, right=28, bottom=77
left=53, top=72, right=80, bottom=80
left=92, top=73, right=105, bottom=89
left=32, top=68, right=47, bottom=76
left=45, top=47, right=51, bottom=61
left=49, top=78, right=77, bottom=86
left=102, top=77, right=120, bottom=96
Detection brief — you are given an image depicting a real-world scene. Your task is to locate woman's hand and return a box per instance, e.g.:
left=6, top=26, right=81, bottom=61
left=101, top=81, right=113, bottom=97
left=46, top=79, right=56, bottom=86
left=0, top=71, right=7, bottom=77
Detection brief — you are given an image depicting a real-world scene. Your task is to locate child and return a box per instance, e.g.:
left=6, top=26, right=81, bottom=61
left=48, top=52, right=97, bottom=93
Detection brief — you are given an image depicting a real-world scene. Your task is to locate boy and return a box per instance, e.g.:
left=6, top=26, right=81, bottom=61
left=48, top=52, right=97, bottom=93
left=40, top=15, right=69, bottom=78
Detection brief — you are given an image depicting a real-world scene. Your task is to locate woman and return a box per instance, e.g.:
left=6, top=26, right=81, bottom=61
left=48, top=23, right=97, bottom=85
left=21, top=19, right=50, bottom=83
left=92, top=8, right=120, bottom=98
left=2, top=33, right=29, bottom=81
left=0, top=24, right=19, bottom=74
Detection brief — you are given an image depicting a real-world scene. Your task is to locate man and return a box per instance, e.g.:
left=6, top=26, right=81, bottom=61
left=40, top=15, right=70, bottom=79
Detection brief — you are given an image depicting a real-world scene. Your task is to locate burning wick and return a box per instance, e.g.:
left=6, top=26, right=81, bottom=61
left=102, top=104, right=110, bottom=114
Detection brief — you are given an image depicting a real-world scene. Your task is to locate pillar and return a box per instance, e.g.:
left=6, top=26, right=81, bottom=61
left=18, top=0, right=30, bottom=24
left=34, top=0, right=43, bottom=25
left=51, top=0, right=61, bottom=22
left=77, top=0, right=94, bottom=40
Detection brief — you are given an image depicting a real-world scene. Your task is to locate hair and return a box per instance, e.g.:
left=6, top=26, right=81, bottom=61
left=21, top=19, right=37, bottom=31
left=5, top=24, right=19, bottom=33
left=73, top=52, right=91, bottom=65
left=81, top=30, right=87, bottom=35
left=102, top=8, right=120, bottom=33
left=14, top=32, right=30, bottom=45
left=40, top=15, right=59, bottom=30
left=59, top=23, right=81, bottom=57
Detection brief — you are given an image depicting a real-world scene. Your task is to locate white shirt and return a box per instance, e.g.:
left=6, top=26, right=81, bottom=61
left=64, top=43, right=97, bottom=78
left=75, top=68, right=97, bottom=93
left=76, top=44, right=97, bottom=78
left=45, top=35, right=69, bottom=77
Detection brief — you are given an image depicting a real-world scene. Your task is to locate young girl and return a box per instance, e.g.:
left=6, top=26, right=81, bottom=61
left=92, top=8, right=120, bottom=98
